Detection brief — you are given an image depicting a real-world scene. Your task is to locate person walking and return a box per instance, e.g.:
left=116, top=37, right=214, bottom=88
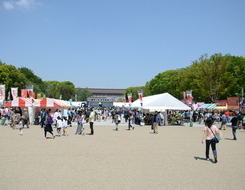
left=18, top=118, right=24, bottom=135
left=22, top=109, right=29, bottom=128
left=114, top=112, right=121, bottom=131
left=44, top=112, right=55, bottom=139
left=128, top=111, right=134, bottom=130
left=89, top=108, right=95, bottom=135
left=219, top=113, right=227, bottom=130
left=40, top=108, right=47, bottom=128
left=152, top=111, right=159, bottom=134
left=237, top=112, right=243, bottom=129
left=56, top=116, right=62, bottom=137
left=75, top=110, right=85, bottom=135
left=62, top=117, right=68, bottom=136
left=201, top=119, right=220, bottom=163
left=230, top=114, right=238, bottom=140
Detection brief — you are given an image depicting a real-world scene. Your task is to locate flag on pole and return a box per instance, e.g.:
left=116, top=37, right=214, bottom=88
left=127, top=93, right=132, bottom=103
left=21, top=89, right=27, bottom=98
left=0, top=85, right=5, bottom=101
left=137, top=90, right=143, bottom=102
left=122, top=96, right=126, bottom=103
left=11, top=87, right=18, bottom=99
left=28, top=90, right=35, bottom=99
left=26, top=85, right=35, bottom=99
left=185, top=91, right=193, bottom=105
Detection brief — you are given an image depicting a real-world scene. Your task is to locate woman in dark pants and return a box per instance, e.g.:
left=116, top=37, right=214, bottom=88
left=230, top=114, right=238, bottom=140
left=201, top=119, right=220, bottom=163
left=44, top=113, right=55, bottom=139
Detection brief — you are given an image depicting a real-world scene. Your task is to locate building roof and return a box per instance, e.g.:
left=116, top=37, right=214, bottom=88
left=86, top=88, right=125, bottom=95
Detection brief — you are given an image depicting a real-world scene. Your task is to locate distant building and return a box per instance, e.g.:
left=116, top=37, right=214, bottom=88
left=83, top=88, right=126, bottom=107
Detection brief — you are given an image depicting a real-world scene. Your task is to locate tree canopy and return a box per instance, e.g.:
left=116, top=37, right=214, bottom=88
left=126, top=54, right=245, bottom=102
left=1, top=53, right=245, bottom=103
left=0, top=61, right=76, bottom=100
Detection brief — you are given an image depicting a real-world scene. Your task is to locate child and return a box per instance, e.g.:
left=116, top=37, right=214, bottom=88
left=114, top=112, right=121, bottom=131
left=56, top=116, right=62, bottom=137
left=18, top=118, right=24, bottom=135
left=62, top=117, right=68, bottom=136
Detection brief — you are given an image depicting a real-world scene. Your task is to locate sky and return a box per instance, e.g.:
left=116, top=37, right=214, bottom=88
left=1, top=0, right=245, bottom=89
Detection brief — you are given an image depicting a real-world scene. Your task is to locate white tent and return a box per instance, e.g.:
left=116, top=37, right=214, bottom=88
left=130, top=93, right=191, bottom=111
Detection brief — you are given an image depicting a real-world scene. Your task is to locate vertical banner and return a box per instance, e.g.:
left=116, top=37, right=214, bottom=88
left=227, top=97, right=240, bottom=111
left=138, top=90, right=143, bottom=107
left=185, top=91, right=193, bottom=105
left=11, top=87, right=18, bottom=99
left=26, top=85, right=35, bottom=99
left=28, top=90, right=35, bottom=99
left=122, top=96, right=126, bottom=103
left=127, top=93, right=132, bottom=103
left=0, top=85, right=5, bottom=102
left=21, top=89, right=27, bottom=98
left=137, top=90, right=143, bottom=102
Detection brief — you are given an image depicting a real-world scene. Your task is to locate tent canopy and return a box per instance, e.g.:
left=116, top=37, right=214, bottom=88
left=4, top=98, right=37, bottom=107
left=34, top=98, right=71, bottom=108
left=131, top=93, right=191, bottom=111
left=197, top=103, right=216, bottom=110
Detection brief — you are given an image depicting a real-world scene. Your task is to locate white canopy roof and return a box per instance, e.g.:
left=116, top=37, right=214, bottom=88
left=130, top=93, right=191, bottom=111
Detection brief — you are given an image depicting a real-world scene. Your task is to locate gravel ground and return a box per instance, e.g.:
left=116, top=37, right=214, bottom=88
left=0, top=119, right=245, bottom=190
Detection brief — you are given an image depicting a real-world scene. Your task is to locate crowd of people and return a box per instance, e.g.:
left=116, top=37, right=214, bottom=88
left=1, top=106, right=245, bottom=164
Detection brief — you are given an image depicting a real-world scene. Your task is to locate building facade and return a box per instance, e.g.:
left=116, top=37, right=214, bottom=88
left=85, top=88, right=125, bottom=107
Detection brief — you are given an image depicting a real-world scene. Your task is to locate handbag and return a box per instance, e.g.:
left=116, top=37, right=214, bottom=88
left=210, top=127, right=220, bottom=143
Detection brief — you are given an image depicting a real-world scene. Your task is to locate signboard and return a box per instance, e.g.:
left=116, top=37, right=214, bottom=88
left=227, top=97, right=240, bottom=111
left=215, top=100, right=227, bottom=106
left=87, top=98, right=113, bottom=102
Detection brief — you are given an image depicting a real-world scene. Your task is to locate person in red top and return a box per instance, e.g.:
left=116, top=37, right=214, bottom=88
left=201, top=119, right=220, bottom=163
left=224, top=111, right=230, bottom=116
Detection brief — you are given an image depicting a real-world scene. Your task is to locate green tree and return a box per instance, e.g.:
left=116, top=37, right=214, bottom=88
left=125, top=86, right=144, bottom=102
left=45, top=81, right=75, bottom=100
left=147, top=70, right=184, bottom=99
left=75, top=88, right=93, bottom=101
left=19, top=67, right=47, bottom=94
left=45, top=81, right=60, bottom=98
left=0, top=62, right=27, bottom=98
left=57, top=81, right=75, bottom=100
left=184, top=54, right=245, bottom=102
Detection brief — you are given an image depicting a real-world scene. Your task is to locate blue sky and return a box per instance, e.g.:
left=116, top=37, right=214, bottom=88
left=1, top=0, right=245, bottom=89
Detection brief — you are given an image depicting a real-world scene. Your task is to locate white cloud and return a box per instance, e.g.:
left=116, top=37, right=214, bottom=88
left=3, top=0, right=40, bottom=10
left=3, top=1, right=15, bottom=10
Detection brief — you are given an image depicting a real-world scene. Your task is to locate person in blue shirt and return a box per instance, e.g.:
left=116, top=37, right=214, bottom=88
left=219, top=113, right=227, bottom=130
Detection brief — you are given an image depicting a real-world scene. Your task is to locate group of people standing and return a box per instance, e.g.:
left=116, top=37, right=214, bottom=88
left=0, top=107, right=29, bottom=135
left=40, top=108, right=69, bottom=139
left=75, top=108, right=95, bottom=135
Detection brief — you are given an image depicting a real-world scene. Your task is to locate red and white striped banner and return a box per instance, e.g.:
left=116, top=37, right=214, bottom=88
left=0, top=85, right=5, bottom=101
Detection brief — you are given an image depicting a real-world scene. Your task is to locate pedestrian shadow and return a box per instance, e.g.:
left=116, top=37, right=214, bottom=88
left=194, top=156, right=217, bottom=163
left=149, top=132, right=158, bottom=134
left=46, top=137, right=54, bottom=139
left=194, top=156, right=207, bottom=161
left=224, top=138, right=234, bottom=141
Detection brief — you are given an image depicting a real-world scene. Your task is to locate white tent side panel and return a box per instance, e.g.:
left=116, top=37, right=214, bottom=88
left=131, top=93, right=191, bottom=110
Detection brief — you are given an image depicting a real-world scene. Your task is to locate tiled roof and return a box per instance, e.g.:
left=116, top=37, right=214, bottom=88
left=85, top=88, right=125, bottom=95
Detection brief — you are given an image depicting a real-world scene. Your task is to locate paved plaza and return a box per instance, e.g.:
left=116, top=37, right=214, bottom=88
left=1, top=119, right=245, bottom=190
